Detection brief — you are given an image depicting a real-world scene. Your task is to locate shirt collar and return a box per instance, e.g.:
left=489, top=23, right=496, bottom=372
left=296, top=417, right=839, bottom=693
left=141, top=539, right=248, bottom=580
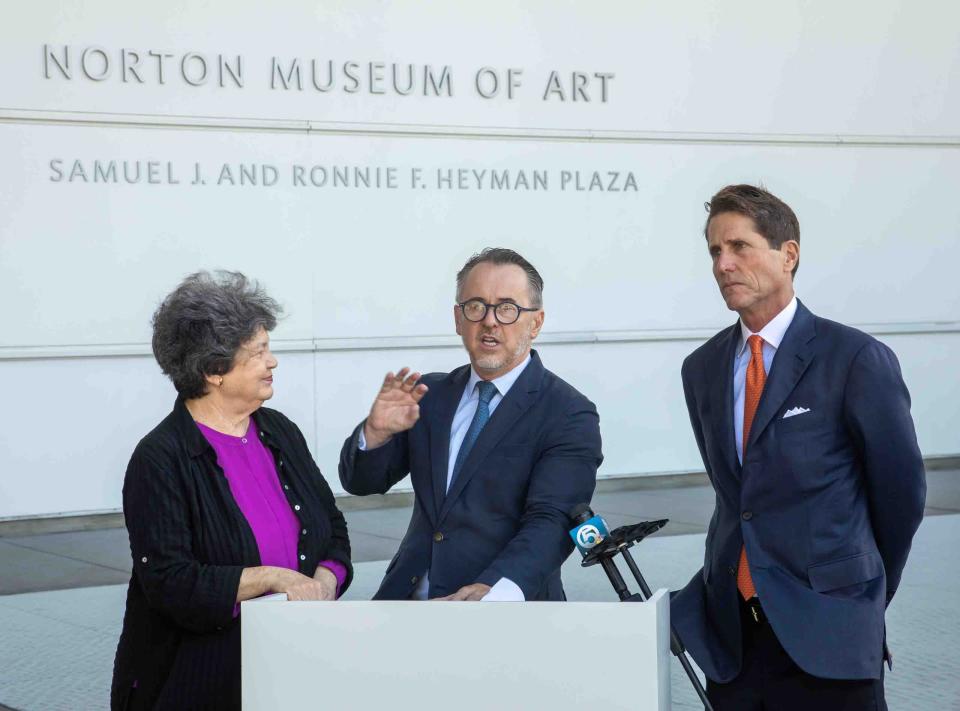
left=465, top=353, right=532, bottom=400
left=737, top=296, right=798, bottom=357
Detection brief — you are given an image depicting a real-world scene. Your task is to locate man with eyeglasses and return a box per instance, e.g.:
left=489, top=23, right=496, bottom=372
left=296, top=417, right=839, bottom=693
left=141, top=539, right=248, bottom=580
left=339, top=248, right=603, bottom=601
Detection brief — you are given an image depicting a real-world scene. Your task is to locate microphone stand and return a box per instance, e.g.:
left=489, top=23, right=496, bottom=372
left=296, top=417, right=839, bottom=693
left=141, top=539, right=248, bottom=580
left=581, top=519, right=713, bottom=711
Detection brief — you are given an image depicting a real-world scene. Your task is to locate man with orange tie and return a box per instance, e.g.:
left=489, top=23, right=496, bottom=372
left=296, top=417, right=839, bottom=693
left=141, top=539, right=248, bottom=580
left=671, top=184, right=926, bottom=709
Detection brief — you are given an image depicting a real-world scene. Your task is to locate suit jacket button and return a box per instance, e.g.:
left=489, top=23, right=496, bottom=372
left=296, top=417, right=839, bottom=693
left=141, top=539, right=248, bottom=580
left=411, top=576, right=419, bottom=584
left=741, top=511, right=753, bottom=521
left=433, top=532, right=444, bottom=543
left=728, top=566, right=736, bottom=575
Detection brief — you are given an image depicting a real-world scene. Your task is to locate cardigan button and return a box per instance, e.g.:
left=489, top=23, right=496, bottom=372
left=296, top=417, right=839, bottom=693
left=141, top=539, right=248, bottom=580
left=300, top=554, right=306, bottom=561
left=301, top=528, right=307, bottom=536
left=294, top=504, right=301, bottom=511
left=433, top=532, right=444, bottom=543
left=141, top=556, right=148, bottom=564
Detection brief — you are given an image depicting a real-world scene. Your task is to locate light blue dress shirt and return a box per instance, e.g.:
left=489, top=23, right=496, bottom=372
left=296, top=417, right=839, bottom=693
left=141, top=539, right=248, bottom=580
left=361, top=354, right=532, bottom=601
left=733, top=297, right=798, bottom=464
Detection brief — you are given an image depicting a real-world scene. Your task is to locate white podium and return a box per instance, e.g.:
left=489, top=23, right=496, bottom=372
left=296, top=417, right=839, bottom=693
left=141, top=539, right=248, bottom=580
left=242, top=589, right=671, bottom=710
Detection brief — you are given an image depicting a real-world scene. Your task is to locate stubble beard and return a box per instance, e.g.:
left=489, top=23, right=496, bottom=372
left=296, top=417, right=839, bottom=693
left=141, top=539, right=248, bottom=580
left=474, top=328, right=533, bottom=374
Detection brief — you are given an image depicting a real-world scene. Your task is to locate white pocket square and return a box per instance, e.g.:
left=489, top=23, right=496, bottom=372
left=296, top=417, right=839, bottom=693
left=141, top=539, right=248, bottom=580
left=783, top=406, right=811, bottom=419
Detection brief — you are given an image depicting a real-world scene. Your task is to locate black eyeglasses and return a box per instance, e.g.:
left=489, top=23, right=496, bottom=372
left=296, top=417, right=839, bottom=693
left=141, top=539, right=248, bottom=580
left=457, top=299, right=539, bottom=325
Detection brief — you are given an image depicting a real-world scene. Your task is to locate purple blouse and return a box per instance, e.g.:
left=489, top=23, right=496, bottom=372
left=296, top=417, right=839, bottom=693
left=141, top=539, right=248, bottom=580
left=197, top=420, right=346, bottom=598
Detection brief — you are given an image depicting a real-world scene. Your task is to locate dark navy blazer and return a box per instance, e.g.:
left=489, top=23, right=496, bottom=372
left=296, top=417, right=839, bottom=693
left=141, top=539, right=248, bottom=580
left=671, top=301, right=925, bottom=682
left=339, top=350, right=602, bottom=601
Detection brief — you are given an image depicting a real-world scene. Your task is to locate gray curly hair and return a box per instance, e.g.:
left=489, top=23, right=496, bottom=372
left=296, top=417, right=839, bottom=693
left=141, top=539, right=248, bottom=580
left=151, top=270, right=282, bottom=399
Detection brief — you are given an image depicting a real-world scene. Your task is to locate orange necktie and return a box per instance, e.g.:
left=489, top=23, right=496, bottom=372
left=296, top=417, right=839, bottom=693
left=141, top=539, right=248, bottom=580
left=737, top=334, right=766, bottom=600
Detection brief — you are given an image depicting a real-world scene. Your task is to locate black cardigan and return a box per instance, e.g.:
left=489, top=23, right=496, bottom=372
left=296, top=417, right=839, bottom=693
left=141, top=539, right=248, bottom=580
left=111, top=398, right=351, bottom=711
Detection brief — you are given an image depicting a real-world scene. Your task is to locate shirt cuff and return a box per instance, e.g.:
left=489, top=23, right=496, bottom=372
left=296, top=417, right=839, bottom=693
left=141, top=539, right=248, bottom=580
left=318, top=559, right=348, bottom=598
left=481, top=577, right=526, bottom=602
left=357, top=428, right=367, bottom=451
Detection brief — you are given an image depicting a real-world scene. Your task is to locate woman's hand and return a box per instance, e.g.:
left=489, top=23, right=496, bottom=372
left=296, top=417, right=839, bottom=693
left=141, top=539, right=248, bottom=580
left=311, top=566, right=339, bottom=600
left=237, top=566, right=337, bottom=603
left=272, top=567, right=337, bottom=601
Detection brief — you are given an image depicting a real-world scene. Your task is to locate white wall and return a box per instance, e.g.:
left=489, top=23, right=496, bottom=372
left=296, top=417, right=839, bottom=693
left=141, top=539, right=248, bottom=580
left=1, top=1, right=958, bottom=519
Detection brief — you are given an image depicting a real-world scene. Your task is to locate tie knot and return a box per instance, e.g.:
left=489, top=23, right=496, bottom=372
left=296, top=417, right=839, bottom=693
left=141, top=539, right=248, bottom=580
left=477, top=380, right=497, bottom=404
left=748, top=334, right=765, bottom=357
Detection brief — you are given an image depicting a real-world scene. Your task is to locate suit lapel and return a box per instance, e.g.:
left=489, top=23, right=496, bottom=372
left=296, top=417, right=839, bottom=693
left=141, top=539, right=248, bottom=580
left=428, top=366, right=470, bottom=522
left=714, top=324, right=742, bottom=481
left=746, top=301, right=816, bottom=451
left=438, top=352, right=544, bottom=523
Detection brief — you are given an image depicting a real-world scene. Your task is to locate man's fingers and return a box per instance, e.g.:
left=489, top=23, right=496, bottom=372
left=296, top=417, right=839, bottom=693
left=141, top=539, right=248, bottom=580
left=400, top=372, right=421, bottom=392
left=380, top=371, right=395, bottom=390
left=435, top=584, right=485, bottom=601
left=410, top=384, right=429, bottom=403
left=457, top=584, right=491, bottom=601
left=380, top=367, right=415, bottom=394
left=460, top=585, right=486, bottom=601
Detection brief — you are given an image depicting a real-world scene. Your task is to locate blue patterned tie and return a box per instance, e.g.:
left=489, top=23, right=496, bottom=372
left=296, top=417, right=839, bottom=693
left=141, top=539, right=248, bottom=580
left=450, top=380, right=498, bottom=488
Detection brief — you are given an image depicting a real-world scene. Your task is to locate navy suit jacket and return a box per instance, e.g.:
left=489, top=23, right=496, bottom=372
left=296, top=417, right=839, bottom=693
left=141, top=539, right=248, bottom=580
left=339, top=350, right=603, bottom=601
left=672, top=301, right=925, bottom=682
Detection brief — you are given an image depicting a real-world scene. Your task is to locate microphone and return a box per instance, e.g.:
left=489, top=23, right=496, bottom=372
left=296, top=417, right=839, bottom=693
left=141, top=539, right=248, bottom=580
left=568, top=503, right=714, bottom=710
left=567, top=504, right=634, bottom=601
left=568, top=503, right=611, bottom=556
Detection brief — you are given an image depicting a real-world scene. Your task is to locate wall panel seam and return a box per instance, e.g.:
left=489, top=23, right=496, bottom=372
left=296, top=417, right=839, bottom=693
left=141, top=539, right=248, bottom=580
left=2, top=108, right=960, bottom=147
left=2, top=323, right=958, bottom=360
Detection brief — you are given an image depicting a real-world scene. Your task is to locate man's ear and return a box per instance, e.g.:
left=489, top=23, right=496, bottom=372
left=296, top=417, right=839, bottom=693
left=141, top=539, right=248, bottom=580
left=453, top=304, right=462, bottom=336
left=530, top=310, right=545, bottom=339
left=782, top=240, right=799, bottom=274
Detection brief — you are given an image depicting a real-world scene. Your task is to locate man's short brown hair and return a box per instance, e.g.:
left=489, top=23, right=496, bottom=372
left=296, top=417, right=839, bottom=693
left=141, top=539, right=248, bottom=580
left=705, top=184, right=801, bottom=276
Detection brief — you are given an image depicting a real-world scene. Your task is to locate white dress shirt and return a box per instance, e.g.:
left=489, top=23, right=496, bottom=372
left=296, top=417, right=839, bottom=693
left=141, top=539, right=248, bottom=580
left=360, top=354, right=531, bottom=601
left=733, top=296, right=798, bottom=464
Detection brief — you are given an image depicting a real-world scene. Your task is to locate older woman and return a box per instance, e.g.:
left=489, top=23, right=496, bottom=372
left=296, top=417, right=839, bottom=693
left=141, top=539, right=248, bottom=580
left=111, top=271, right=351, bottom=711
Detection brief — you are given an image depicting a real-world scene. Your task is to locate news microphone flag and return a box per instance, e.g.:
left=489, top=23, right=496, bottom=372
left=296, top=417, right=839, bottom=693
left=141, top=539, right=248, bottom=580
left=569, top=515, right=610, bottom=556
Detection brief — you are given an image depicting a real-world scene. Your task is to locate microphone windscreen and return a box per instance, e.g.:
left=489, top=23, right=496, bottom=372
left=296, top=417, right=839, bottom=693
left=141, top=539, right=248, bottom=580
left=568, top=512, right=610, bottom=556
left=568, top=502, right=594, bottom=524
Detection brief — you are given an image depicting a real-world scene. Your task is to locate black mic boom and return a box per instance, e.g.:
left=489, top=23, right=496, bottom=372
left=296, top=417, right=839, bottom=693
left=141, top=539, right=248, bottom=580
left=567, top=503, right=714, bottom=711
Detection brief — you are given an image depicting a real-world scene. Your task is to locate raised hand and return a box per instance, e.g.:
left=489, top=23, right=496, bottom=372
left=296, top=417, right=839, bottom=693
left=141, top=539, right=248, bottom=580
left=363, top=367, right=429, bottom=449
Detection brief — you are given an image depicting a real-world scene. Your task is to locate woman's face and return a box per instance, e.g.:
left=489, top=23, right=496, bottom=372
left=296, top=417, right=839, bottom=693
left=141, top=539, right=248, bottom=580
left=220, top=327, right=278, bottom=405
